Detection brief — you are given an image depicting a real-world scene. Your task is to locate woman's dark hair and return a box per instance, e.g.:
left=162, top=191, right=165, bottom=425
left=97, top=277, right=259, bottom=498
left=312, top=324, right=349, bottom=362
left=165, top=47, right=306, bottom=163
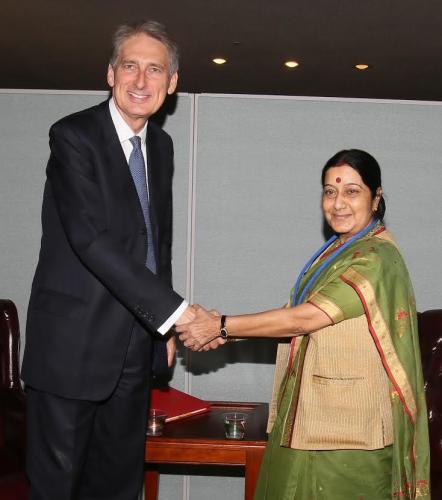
left=321, top=149, right=386, bottom=221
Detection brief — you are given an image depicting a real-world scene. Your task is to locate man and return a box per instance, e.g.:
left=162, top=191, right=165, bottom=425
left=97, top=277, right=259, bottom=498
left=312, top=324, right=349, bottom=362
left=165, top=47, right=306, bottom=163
left=21, top=20, right=193, bottom=500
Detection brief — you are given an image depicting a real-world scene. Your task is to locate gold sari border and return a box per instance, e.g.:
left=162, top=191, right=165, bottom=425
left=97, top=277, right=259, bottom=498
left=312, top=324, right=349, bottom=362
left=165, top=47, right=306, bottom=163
left=267, top=341, right=290, bottom=432
left=340, top=268, right=417, bottom=425
left=277, top=337, right=301, bottom=412
left=267, top=336, right=302, bottom=433
left=281, top=336, right=308, bottom=447
left=308, top=293, right=345, bottom=324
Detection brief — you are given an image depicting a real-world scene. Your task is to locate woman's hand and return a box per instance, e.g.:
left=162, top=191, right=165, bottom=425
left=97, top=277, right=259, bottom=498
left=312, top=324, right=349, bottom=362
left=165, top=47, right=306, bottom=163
left=175, top=305, right=227, bottom=351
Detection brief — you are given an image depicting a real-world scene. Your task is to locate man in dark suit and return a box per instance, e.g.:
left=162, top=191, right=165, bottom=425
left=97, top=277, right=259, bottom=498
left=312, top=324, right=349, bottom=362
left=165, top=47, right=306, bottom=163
left=21, top=20, right=193, bottom=500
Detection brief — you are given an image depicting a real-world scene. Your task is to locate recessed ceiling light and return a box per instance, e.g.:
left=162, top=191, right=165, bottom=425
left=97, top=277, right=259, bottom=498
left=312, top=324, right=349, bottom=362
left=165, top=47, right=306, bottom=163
left=285, top=60, right=299, bottom=68
left=213, top=58, right=227, bottom=65
left=355, top=64, right=370, bottom=70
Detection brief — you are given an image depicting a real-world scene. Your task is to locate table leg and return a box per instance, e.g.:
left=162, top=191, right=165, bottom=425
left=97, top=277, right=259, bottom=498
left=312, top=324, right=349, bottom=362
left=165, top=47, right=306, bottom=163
left=244, top=447, right=265, bottom=500
left=144, top=468, right=159, bottom=500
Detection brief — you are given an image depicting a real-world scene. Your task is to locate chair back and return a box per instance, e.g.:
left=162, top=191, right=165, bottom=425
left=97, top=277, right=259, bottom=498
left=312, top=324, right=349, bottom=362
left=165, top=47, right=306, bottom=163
left=418, top=309, right=442, bottom=497
left=0, top=300, right=28, bottom=499
left=0, top=299, right=21, bottom=390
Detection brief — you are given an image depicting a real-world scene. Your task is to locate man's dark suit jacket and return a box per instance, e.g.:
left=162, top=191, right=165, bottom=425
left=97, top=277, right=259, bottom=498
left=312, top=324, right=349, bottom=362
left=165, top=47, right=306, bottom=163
left=22, top=100, right=183, bottom=401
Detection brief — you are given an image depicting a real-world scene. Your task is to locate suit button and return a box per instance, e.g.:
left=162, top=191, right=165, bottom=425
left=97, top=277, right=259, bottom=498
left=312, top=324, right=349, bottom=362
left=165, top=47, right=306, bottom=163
left=147, top=314, right=155, bottom=322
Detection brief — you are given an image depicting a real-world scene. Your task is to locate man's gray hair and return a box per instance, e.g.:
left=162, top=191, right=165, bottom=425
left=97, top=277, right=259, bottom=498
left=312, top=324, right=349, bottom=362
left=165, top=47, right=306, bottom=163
left=110, top=20, right=179, bottom=75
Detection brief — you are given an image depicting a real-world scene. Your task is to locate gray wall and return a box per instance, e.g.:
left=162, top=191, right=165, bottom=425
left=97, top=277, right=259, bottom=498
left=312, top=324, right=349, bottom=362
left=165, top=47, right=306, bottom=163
left=1, top=90, right=441, bottom=500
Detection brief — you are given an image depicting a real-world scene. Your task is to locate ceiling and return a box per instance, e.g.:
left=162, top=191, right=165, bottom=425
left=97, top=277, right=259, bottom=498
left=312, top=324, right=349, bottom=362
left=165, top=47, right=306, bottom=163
left=2, top=1, right=442, bottom=101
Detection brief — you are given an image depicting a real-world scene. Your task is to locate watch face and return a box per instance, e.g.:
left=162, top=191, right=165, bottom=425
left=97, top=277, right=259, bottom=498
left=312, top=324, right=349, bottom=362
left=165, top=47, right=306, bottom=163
left=220, top=328, right=228, bottom=340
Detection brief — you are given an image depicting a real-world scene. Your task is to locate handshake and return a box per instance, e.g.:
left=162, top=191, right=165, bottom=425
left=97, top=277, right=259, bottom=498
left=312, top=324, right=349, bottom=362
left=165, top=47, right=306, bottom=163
left=175, top=304, right=227, bottom=352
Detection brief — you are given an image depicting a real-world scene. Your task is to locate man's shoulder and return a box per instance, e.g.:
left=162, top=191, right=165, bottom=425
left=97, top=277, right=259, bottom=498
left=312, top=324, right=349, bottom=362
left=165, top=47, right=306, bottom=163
left=148, top=119, right=172, bottom=145
left=51, top=99, right=110, bottom=135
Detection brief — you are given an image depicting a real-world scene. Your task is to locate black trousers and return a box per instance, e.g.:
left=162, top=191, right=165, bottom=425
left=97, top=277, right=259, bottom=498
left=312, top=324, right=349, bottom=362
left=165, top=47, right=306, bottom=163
left=26, top=323, right=152, bottom=500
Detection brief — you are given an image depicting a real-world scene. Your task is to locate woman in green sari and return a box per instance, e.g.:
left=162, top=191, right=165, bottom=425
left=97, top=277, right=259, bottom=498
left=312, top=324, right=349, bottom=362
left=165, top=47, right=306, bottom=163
left=176, top=149, right=430, bottom=499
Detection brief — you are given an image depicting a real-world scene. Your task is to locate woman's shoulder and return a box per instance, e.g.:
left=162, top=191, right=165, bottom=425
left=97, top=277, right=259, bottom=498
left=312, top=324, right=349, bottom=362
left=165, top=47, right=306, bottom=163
left=335, top=230, right=412, bottom=298
left=351, top=228, right=401, bottom=257
left=346, top=228, right=409, bottom=278
left=374, top=228, right=401, bottom=250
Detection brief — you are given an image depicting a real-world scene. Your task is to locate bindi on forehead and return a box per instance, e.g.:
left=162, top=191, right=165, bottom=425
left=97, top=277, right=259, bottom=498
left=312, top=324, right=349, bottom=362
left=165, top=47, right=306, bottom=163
left=336, top=177, right=342, bottom=183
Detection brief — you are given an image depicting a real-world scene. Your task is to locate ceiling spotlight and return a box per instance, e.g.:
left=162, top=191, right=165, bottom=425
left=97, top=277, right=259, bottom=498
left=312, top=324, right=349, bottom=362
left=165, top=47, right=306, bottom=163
left=213, top=58, right=227, bottom=65
left=285, top=60, right=299, bottom=68
left=355, top=64, right=370, bottom=70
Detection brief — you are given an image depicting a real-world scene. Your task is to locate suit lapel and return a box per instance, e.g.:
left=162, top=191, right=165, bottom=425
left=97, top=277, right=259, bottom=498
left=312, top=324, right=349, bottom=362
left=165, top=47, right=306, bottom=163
left=96, top=101, right=146, bottom=229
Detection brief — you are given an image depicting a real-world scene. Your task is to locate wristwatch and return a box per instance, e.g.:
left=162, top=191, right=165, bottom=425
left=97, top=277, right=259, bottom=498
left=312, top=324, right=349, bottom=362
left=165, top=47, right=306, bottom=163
left=220, top=315, right=229, bottom=340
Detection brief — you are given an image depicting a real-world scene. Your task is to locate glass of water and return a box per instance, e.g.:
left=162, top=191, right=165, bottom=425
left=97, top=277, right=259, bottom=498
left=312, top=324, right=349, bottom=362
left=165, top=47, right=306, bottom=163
left=223, top=412, right=248, bottom=440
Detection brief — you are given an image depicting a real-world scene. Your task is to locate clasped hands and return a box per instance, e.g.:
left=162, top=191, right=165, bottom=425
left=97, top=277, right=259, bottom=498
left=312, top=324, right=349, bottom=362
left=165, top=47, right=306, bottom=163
left=175, top=304, right=227, bottom=351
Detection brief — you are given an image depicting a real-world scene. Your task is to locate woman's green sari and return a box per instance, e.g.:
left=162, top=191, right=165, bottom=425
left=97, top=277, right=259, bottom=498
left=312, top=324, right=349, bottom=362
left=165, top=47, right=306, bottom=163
left=255, top=223, right=430, bottom=499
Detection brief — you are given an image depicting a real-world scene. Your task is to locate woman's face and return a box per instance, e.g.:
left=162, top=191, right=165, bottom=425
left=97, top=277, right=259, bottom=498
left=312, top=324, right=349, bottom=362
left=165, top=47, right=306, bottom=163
left=322, top=164, right=381, bottom=242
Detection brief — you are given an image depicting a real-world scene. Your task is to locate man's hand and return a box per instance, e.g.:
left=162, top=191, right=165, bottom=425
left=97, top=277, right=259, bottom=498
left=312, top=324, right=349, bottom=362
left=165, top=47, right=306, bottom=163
left=175, top=305, right=227, bottom=351
left=166, top=335, right=176, bottom=367
left=175, top=305, right=196, bottom=326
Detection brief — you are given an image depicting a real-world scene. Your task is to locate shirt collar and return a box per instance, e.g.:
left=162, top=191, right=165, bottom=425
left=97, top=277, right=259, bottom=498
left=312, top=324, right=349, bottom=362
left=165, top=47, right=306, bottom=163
left=109, top=97, right=147, bottom=145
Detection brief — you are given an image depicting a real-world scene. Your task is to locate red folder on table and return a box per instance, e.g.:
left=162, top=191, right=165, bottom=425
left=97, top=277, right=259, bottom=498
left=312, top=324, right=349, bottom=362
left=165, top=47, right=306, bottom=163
left=150, top=386, right=211, bottom=422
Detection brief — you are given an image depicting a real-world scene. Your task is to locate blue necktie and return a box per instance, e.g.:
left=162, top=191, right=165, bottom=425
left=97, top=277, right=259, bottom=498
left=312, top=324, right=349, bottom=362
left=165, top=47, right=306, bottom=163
left=129, top=136, right=156, bottom=273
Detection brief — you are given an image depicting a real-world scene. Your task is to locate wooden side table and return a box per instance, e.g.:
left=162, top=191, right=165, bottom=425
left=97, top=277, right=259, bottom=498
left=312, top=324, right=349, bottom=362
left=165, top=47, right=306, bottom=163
left=144, top=401, right=268, bottom=500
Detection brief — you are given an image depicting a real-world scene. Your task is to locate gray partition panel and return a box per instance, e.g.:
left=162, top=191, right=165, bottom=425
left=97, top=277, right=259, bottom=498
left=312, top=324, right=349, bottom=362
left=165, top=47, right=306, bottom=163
left=190, top=93, right=442, bottom=399
left=0, top=92, right=106, bottom=333
left=151, top=94, right=193, bottom=500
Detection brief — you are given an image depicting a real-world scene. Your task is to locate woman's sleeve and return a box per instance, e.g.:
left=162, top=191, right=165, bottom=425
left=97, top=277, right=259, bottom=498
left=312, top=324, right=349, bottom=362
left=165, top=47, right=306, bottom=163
left=308, top=275, right=364, bottom=324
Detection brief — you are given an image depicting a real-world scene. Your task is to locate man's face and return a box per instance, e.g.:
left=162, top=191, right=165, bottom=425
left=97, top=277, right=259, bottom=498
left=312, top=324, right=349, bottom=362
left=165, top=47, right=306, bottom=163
left=107, top=33, right=178, bottom=132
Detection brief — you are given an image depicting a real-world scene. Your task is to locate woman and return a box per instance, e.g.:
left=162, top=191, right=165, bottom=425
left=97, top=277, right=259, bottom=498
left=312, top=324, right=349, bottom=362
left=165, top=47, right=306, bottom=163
left=176, top=149, right=430, bottom=499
